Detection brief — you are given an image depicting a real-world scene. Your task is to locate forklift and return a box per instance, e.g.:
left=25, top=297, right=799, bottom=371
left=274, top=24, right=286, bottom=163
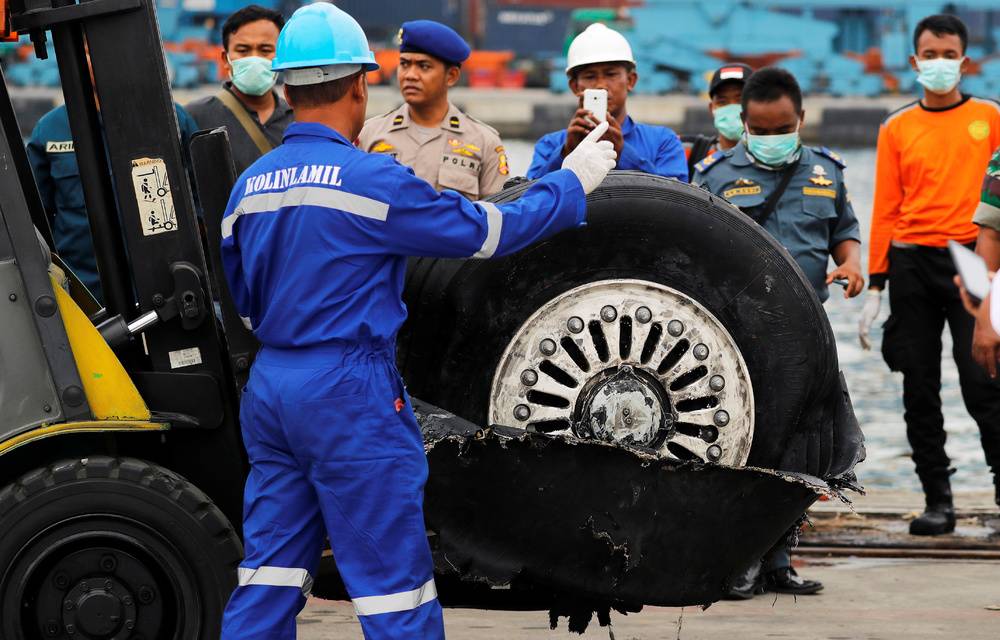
left=0, top=0, right=863, bottom=637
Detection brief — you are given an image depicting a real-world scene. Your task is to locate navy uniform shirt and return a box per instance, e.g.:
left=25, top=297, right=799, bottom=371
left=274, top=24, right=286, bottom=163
left=26, top=103, right=199, bottom=302
left=221, top=122, right=586, bottom=348
left=526, top=115, right=687, bottom=181
left=693, top=142, right=860, bottom=302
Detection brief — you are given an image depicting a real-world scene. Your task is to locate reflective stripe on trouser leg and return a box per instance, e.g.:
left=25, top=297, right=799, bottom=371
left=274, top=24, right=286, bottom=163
left=221, top=375, right=326, bottom=640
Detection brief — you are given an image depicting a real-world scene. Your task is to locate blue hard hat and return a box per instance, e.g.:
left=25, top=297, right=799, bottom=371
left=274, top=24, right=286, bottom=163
left=272, top=2, right=379, bottom=72
left=399, top=20, right=470, bottom=66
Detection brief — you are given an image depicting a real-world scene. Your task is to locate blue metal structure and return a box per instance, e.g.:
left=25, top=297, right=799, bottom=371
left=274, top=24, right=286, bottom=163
left=549, top=1, right=1000, bottom=96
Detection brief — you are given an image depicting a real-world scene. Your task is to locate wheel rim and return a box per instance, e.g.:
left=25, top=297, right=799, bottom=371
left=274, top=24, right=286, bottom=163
left=489, top=279, right=754, bottom=466
left=3, top=515, right=201, bottom=640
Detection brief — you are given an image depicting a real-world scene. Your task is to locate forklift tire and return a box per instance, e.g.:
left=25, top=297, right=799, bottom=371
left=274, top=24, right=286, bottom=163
left=0, top=456, right=241, bottom=640
left=400, top=171, right=841, bottom=472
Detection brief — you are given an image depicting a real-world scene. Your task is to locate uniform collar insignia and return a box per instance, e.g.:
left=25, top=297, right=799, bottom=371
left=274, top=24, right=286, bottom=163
left=810, top=175, right=834, bottom=186
left=734, top=178, right=756, bottom=187
left=449, top=115, right=461, bottom=129
left=392, top=115, right=404, bottom=126
left=812, top=164, right=827, bottom=176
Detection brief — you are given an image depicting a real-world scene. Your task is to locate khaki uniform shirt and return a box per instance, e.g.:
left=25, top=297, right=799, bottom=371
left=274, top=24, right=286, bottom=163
left=358, top=102, right=509, bottom=200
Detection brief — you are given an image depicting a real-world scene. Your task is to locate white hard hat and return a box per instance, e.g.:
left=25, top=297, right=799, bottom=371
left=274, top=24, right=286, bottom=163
left=565, top=23, right=635, bottom=74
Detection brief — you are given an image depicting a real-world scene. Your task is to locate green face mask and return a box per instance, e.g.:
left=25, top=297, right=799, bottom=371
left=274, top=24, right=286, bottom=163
left=916, top=57, right=963, bottom=95
left=713, top=103, right=744, bottom=141
left=230, top=55, right=277, bottom=96
left=746, top=123, right=801, bottom=167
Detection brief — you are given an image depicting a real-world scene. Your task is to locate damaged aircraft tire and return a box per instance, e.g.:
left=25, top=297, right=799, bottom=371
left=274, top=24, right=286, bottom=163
left=0, top=456, right=241, bottom=640
left=400, top=171, right=842, bottom=474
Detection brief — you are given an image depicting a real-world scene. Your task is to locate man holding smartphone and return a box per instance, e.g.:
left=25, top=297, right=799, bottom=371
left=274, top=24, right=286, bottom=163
left=857, top=15, right=1000, bottom=536
left=526, top=23, right=687, bottom=181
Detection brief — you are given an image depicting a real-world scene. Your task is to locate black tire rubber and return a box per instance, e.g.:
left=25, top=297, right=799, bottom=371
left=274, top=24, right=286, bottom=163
left=400, top=171, right=842, bottom=474
left=0, top=456, right=242, bottom=640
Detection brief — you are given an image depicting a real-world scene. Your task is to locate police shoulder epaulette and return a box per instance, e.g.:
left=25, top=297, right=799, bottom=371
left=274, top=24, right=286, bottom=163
left=694, top=149, right=727, bottom=174
left=813, top=146, right=846, bottom=169
left=465, top=113, right=499, bottom=136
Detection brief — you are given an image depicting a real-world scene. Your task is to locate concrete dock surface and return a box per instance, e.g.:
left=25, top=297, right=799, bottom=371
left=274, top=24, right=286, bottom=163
left=297, top=557, right=1000, bottom=639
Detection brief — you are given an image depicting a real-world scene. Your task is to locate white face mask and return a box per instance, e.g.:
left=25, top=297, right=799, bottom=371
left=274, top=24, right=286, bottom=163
left=915, top=57, right=964, bottom=95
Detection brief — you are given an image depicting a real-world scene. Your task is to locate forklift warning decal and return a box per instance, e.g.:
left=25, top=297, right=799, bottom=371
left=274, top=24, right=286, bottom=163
left=131, top=157, right=177, bottom=236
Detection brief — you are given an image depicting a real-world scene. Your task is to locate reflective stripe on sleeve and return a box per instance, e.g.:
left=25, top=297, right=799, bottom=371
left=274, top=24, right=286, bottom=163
left=471, top=201, right=503, bottom=259
left=222, top=186, right=390, bottom=239
left=237, top=566, right=314, bottom=595
left=352, top=578, right=438, bottom=617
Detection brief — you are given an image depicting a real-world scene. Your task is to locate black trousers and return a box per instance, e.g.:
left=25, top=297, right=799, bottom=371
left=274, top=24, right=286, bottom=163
left=882, top=245, right=1000, bottom=478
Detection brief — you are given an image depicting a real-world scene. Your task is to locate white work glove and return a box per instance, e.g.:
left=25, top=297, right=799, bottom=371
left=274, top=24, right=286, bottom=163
left=561, top=120, right=617, bottom=194
left=858, top=289, right=883, bottom=350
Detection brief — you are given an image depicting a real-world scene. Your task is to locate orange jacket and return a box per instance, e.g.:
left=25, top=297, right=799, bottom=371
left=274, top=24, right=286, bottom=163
left=869, top=96, right=1000, bottom=284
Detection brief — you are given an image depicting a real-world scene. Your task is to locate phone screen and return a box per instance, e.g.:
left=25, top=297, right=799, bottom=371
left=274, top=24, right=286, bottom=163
left=583, top=89, right=608, bottom=123
left=949, top=240, right=990, bottom=303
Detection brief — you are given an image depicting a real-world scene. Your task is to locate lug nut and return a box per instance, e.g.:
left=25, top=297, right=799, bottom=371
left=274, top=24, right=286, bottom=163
left=65, top=624, right=75, bottom=635
left=53, top=573, right=69, bottom=589
left=667, top=320, right=684, bottom=337
left=713, top=410, right=730, bottom=427
left=45, top=620, right=60, bottom=637
left=520, top=369, right=538, bottom=386
left=539, top=338, right=557, bottom=356
left=707, top=444, right=723, bottom=461
left=693, top=343, right=709, bottom=360
left=709, top=375, right=726, bottom=391
left=513, top=404, right=531, bottom=421
left=701, top=426, right=719, bottom=443
left=635, top=306, right=652, bottom=323
left=122, top=596, right=133, bottom=606
left=567, top=316, right=584, bottom=333
left=600, top=305, right=617, bottom=322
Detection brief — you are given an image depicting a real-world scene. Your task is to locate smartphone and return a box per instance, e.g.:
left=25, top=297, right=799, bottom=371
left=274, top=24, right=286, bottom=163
left=583, top=88, right=608, bottom=123
left=948, top=240, right=991, bottom=304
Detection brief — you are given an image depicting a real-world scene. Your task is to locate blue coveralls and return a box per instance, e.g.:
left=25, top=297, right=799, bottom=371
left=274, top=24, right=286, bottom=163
left=526, top=114, right=688, bottom=181
left=25, top=103, right=198, bottom=302
left=219, top=121, right=586, bottom=639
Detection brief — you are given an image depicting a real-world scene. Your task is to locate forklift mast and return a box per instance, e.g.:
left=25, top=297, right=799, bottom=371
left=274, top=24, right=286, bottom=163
left=1, top=0, right=246, bottom=523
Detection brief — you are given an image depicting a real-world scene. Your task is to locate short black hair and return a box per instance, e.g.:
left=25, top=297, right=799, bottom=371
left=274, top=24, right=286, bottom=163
left=741, top=66, right=802, bottom=113
left=285, top=71, right=363, bottom=109
left=913, top=14, right=968, bottom=54
left=222, top=5, right=284, bottom=51
left=568, top=60, right=636, bottom=80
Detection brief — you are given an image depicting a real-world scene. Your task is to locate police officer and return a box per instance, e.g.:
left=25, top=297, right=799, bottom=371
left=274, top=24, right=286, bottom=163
left=26, top=100, right=197, bottom=303
left=694, top=67, right=863, bottom=303
left=694, top=67, right=863, bottom=598
left=218, top=4, right=616, bottom=638
left=358, top=20, right=508, bottom=200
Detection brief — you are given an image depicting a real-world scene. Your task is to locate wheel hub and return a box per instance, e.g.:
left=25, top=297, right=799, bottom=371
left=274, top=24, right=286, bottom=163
left=576, top=365, right=673, bottom=447
left=489, top=279, right=755, bottom=466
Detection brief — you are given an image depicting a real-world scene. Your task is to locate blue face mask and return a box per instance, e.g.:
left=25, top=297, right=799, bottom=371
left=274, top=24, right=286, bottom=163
left=230, top=55, right=277, bottom=96
left=713, top=103, right=744, bottom=142
left=916, top=57, right=963, bottom=95
left=746, top=123, right=801, bottom=167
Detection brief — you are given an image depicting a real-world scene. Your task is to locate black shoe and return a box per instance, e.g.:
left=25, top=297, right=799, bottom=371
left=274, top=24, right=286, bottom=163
left=723, top=564, right=762, bottom=600
left=909, top=504, right=956, bottom=535
left=911, top=469, right=957, bottom=536
left=993, top=475, right=999, bottom=508
left=763, top=567, right=823, bottom=595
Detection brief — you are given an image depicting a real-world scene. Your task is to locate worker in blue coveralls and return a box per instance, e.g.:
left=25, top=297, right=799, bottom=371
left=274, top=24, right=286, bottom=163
left=26, top=101, right=198, bottom=303
left=217, top=3, right=617, bottom=638
left=694, top=67, right=863, bottom=599
left=526, top=22, right=687, bottom=181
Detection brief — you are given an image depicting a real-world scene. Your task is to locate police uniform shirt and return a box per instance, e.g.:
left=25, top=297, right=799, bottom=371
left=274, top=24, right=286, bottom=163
left=185, top=81, right=294, bottom=176
left=693, top=142, right=860, bottom=302
left=357, top=102, right=509, bottom=201
left=25, top=103, right=199, bottom=302
left=526, top=115, right=688, bottom=181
